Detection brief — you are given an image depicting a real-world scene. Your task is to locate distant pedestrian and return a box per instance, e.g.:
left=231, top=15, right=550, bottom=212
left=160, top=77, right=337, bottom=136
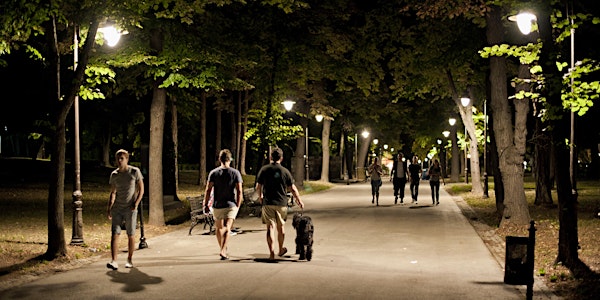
left=256, top=147, right=304, bottom=261
left=367, top=157, right=384, bottom=206
left=408, top=156, right=421, bottom=205
left=204, top=149, right=243, bottom=260
left=428, top=159, right=445, bottom=205
left=390, top=152, right=409, bottom=204
left=107, top=149, right=144, bottom=270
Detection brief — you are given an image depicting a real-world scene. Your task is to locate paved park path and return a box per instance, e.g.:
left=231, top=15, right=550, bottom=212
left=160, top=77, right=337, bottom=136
left=0, top=179, right=558, bottom=299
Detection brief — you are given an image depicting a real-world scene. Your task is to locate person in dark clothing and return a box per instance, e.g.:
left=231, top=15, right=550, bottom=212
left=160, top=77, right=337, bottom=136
left=408, top=156, right=422, bottom=204
left=389, top=152, right=409, bottom=204
left=428, top=158, right=445, bottom=205
left=204, top=149, right=243, bottom=260
left=256, top=148, right=305, bottom=261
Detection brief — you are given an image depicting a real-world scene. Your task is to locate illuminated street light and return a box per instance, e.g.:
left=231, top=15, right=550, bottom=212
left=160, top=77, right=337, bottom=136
left=282, top=100, right=295, bottom=111
left=508, top=12, right=537, bottom=35
left=461, top=97, right=470, bottom=184
left=71, top=24, right=123, bottom=246
left=448, top=118, right=459, bottom=182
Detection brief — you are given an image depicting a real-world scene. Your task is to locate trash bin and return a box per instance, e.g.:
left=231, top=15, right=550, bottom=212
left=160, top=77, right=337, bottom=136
left=504, top=236, right=532, bottom=285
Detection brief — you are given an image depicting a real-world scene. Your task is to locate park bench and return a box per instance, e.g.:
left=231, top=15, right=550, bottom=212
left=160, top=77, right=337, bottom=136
left=187, top=195, right=215, bottom=235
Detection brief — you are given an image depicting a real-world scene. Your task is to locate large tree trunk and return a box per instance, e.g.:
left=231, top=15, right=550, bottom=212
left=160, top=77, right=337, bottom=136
left=486, top=6, right=506, bottom=218
left=498, top=63, right=531, bottom=227
left=485, top=6, right=530, bottom=226
left=319, top=118, right=331, bottom=182
left=148, top=82, right=166, bottom=226
left=148, top=27, right=166, bottom=226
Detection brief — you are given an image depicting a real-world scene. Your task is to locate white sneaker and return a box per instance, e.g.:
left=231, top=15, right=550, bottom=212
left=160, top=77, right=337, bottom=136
left=125, top=260, right=133, bottom=268
left=106, top=261, right=118, bottom=270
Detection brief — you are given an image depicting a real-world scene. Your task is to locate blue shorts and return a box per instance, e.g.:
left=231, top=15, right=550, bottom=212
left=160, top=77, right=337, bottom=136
left=111, top=208, right=137, bottom=236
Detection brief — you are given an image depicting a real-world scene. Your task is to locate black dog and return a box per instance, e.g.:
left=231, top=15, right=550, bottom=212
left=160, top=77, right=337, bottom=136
left=292, top=212, right=314, bottom=261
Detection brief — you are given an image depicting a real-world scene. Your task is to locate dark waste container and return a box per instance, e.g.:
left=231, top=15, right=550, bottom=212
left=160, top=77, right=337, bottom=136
left=504, top=236, right=532, bottom=285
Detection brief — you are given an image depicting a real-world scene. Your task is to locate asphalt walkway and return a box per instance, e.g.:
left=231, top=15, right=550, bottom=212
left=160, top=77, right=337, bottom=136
left=0, top=179, right=559, bottom=299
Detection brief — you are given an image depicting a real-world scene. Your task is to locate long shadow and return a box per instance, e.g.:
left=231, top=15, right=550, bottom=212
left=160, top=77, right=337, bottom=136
left=0, top=253, right=47, bottom=276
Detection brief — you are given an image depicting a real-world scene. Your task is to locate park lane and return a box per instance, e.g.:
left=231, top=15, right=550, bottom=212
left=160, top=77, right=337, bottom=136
left=0, top=179, right=531, bottom=300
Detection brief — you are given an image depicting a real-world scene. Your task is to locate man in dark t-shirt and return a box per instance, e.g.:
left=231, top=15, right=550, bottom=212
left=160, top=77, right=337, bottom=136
left=256, top=147, right=304, bottom=260
left=204, top=149, right=243, bottom=260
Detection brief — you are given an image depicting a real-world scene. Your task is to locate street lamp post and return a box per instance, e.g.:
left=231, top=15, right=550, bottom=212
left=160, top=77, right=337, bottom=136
left=71, top=25, right=83, bottom=245
left=483, top=99, right=489, bottom=198
left=461, top=97, right=471, bottom=184
left=442, top=131, right=450, bottom=178
left=449, top=118, right=459, bottom=182
left=305, top=126, right=309, bottom=181
left=71, top=25, right=122, bottom=246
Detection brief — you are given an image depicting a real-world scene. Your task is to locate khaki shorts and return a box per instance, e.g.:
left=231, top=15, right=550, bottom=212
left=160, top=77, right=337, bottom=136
left=213, top=207, right=239, bottom=220
left=261, top=205, right=288, bottom=226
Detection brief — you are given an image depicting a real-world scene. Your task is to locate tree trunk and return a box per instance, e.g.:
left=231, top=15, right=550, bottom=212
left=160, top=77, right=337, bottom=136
left=486, top=6, right=506, bottom=218
left=198, top=91, right=207, bottom=187
left=239, top=91, right=249, bottom=175
left=45, top=18, right=99, bottom=259
left=320, top=118, right=331, bottom=182
left=533, top=118, right=553, bottom=206
left=148, top=26, right=166, bottom=226
left=357, top=135, right=370, bottom=180
left=485, top=6, right=530, bottom=226
left=148, top=82, right=166, bottom=226
left=498, top=64, right=531, bottom=227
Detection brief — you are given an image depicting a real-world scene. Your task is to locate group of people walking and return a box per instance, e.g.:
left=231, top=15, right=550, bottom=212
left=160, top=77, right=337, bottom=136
left=106, top=147, right=304, bottom=269
left=203, top=147, right=304, bottom=261
left=368, top=152, right=445, bottom=206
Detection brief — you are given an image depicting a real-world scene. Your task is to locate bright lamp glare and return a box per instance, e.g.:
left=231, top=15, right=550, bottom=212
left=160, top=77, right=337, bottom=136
left=315, top=114, right=324, bottom=122
left=510, top=12, right=537, bottom=35
left=449, top=118, right=457, bottom=126
left=100, top=26, right=121, bottom=47
left=361, top=130, right=370, bottom=138
left=460, top=97, right=471, bottom=107
left=282, top=100, right=295, bottom=111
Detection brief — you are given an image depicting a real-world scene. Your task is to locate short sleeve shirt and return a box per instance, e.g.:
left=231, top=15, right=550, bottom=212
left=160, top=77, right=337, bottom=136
left=109, top=166, right=143, bottom=210
left=207, top=166, right=243, bottom=209
left=256, top=163, right=294, bottom=206
left=409, top=163, right=421, bottom=180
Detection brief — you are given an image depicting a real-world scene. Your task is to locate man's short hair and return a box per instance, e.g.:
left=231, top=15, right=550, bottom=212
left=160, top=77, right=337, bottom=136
left=115, top=149, right=129, bottom=160
left=271, top=147, right=283, bottom=161
left=219, top=149, right=232, bottom=163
